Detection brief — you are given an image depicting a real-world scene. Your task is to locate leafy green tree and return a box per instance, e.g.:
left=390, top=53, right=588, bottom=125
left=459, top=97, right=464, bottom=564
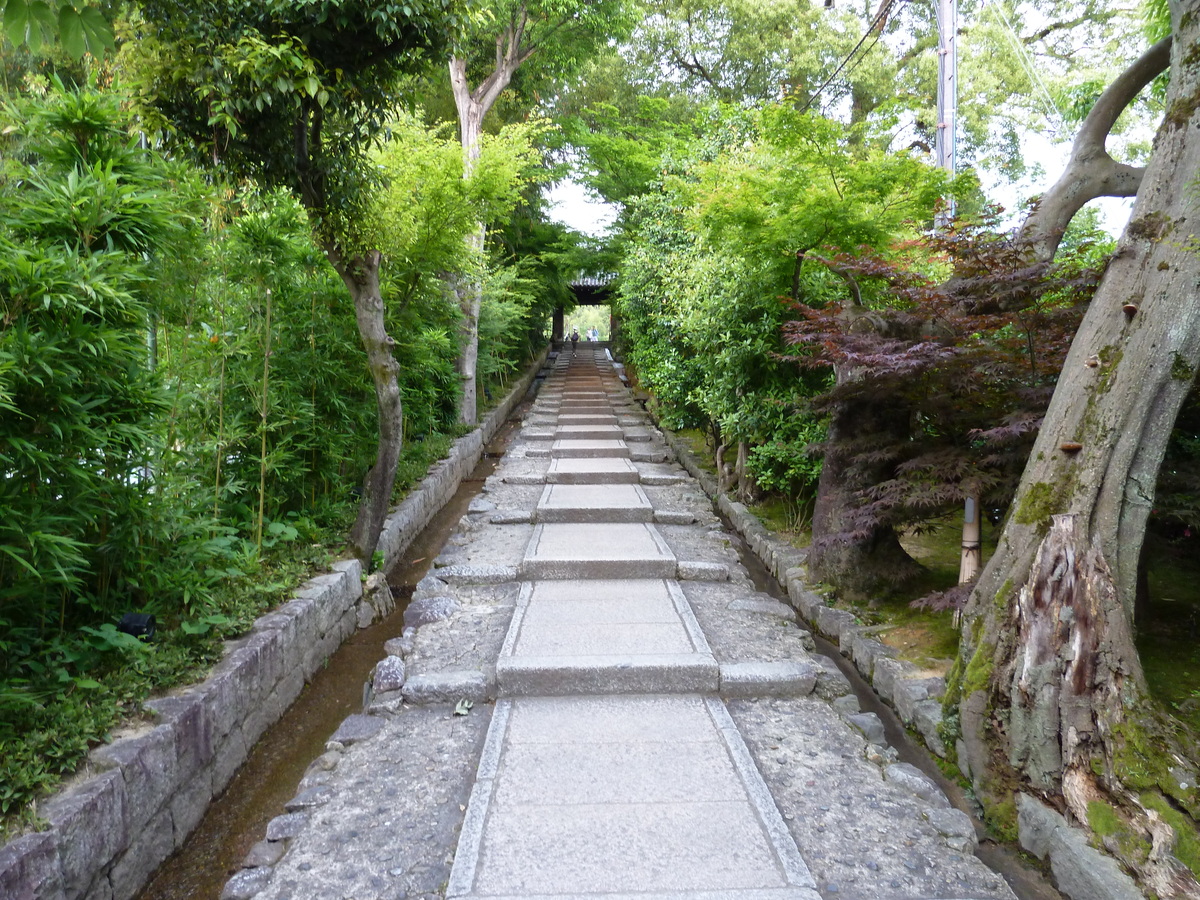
left=0, top=0, right=113, bottom=58
left=129, top=0, right=460, bottom=562
left=0, top=82, right=185, bottom=630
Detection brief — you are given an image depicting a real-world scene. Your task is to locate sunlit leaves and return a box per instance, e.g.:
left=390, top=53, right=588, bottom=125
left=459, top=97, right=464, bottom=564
left=1, top=0, right=113, bottom=58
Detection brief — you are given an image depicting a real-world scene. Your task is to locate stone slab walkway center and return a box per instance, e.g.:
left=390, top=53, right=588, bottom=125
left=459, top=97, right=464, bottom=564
left=221, top=345, right=1021, bottom=900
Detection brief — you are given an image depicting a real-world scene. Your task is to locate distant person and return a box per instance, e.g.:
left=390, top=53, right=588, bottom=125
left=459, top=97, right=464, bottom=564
left=589, top=328, right=599, bottom=341
left=570, top=329, right=579, bottom=350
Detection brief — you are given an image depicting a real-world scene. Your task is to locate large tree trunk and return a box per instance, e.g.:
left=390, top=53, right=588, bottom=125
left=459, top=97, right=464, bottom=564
left=951, top=7, right=1200, bottom=891
left=326, top=248, right=403, bottom=565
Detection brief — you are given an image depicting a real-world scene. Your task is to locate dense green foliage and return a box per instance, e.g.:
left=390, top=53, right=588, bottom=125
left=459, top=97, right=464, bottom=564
left=616, top=104, right=955, bottom=511
left=0, top=72, right=557, bottom=831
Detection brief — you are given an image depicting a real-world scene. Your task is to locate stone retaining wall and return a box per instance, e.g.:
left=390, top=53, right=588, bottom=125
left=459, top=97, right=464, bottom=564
left=0, top=348, right=549, bottom=900
left=658, top=426, right=1146, bottom=900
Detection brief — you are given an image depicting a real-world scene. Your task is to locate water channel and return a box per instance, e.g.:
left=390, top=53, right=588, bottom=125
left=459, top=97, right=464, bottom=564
left=136, top=410, right=527, bottom=900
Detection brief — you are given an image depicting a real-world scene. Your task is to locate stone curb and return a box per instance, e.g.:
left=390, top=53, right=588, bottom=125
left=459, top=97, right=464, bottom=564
left=1017, top=794, right=1143, bottom=900
left=0, top=348, right=550, bottom=900
left=656, top=426, right=950, bottom=759
left=658, top=423, right=1151, bottom=900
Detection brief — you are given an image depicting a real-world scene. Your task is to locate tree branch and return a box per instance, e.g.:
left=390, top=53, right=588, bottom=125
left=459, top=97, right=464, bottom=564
left=1019, top=35, right=1171, bottom=260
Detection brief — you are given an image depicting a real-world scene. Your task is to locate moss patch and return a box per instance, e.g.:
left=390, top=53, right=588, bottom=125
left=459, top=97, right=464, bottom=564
left=986, top=794, right=1019, bottom=843
left=963, top=628, right=995, bottom=696
left=1087, top=799, right=1152, bottom=863
left=1014, top=482, right=1057, bottom=527
left=1172, top=352, right=1195, bottom=382
left=1142, top=791, right=1200, bottom=878
left=1167, top=89, right=1200, bottom=130
left=1087, top=799, right=1122, bottom=836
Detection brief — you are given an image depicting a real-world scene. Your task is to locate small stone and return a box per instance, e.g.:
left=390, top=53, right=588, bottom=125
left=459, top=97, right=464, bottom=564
left=373, top=656, right=407, bottom=692
left=265, top=812, right=308, bottom=841
left=846, top=712, right=886, bottom=746
left=242, top=840, right=285, bottom=869
left=404, top=595, right=458, bottom=629
left=831, top=694, right=860, bottom=715
left=383, top=636, right=413, bottom=658
left=411, top=574, right=448, bottom=597
left=308, top=750, right=341, bottom=772
left=284, top=786, right=334, bottom=812
left=330, top=714, right=385, bottom=746
left=221, top=867, right=272, bottom=900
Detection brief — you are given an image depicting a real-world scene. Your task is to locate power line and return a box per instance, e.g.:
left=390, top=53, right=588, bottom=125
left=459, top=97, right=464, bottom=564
left=798, top=0, right=902, bottom=113
left=982, top=0, right=1063, bottom=133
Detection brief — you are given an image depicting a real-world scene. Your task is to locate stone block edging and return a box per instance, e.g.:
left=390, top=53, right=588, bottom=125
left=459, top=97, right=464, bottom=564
left=0, top=348, right=549, bottom=900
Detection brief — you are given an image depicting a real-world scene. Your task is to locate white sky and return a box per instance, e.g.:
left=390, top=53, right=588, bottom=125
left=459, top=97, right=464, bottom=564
left=546, top=179, right=618, bottom=237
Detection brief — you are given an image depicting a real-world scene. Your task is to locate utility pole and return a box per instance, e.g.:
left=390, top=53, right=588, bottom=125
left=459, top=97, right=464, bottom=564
left=934, top=0, right=957, bottom=227
left=936, top=0, right=978, bottom=588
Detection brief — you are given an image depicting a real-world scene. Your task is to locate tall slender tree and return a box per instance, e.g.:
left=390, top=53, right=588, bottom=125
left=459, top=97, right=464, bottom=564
left=446, top=0, right=632, bottom=423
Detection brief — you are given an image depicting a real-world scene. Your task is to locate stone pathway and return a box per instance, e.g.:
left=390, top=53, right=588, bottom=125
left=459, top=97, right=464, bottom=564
left=221, top=345, right=1020, bottom=900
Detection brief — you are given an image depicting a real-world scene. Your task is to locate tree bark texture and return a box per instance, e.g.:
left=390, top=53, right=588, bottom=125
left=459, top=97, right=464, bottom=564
left=953, top=7, right=1200, bottom=890
left=326, top=248, right=403, bottom=564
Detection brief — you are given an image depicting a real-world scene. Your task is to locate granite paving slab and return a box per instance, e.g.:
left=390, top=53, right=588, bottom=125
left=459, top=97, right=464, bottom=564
left=545, top=457, right=640, bottom=484
left=554, top=424, right=624, bottom=440
left=520, top=523, right=677, bottom=579
left=550, top=439, right=630, bottom=459
left=534, top=483, right=654, bottom=523
left=447, top=695, right=819, bottom=900
left=496, top=580, right=719, bottom=694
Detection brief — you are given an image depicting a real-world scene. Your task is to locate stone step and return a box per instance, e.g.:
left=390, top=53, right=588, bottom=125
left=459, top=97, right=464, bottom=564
left=520, top=522, right=676, bottom=578
left=554, top=424, right=624, bottom=440
left=556, top=414, right=619, bottom=426
left=446, top=694, right=819, bottom=900
left=497, top=580, right=718, bottom=695
left=550, top=439, right=630, bottom=459
left=534, top=483, right=654, bottom=523
left=546, top=458, right=640, bottom=484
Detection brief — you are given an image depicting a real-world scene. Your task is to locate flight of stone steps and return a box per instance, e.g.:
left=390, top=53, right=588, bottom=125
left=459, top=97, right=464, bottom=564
left=221, top=344, right=1019, bottom=900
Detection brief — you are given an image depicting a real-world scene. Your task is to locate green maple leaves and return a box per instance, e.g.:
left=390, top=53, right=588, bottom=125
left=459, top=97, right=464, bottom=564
left=2, top=0, right=114, bottom=59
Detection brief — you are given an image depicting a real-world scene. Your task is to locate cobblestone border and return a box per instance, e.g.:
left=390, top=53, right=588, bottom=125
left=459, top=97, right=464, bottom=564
left=657, top=425, right=1144, bottom=900
left=0, top=349, right=550, bottom=900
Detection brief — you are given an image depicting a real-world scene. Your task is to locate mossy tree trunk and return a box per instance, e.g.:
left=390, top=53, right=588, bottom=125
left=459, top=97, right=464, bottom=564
left=951, top=6, right=1200, bottom=892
